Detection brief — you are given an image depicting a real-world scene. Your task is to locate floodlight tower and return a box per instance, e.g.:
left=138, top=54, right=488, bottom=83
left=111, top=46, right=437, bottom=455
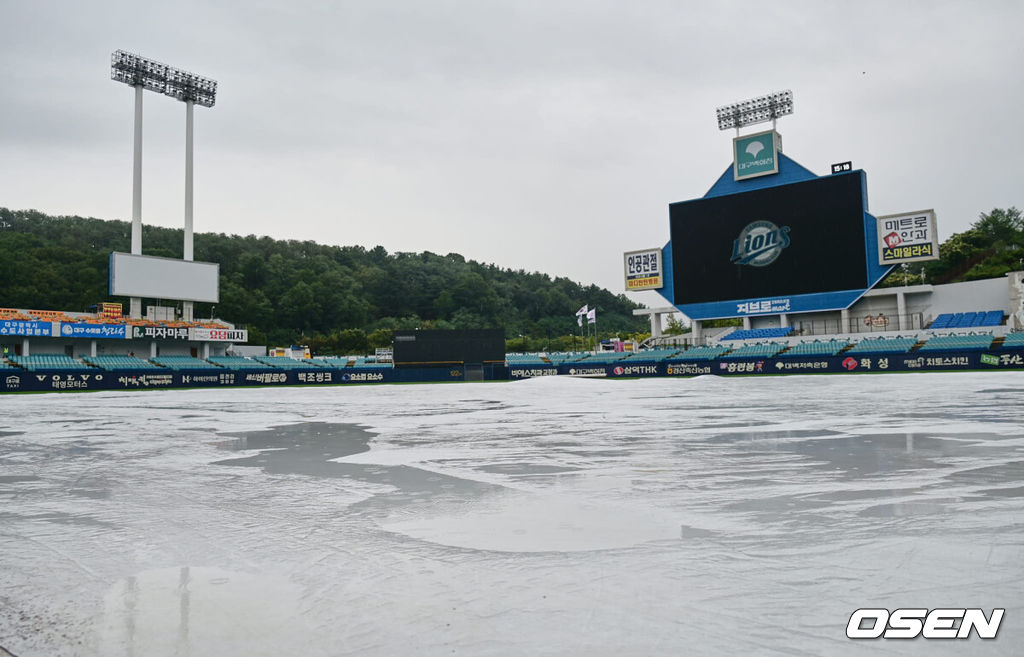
left=111, top=51, right=217, bottom=319
left=715, top=90, right=794, bottom=135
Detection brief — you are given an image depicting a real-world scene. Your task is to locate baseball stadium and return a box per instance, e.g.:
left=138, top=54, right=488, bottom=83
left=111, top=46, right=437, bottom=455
left=1, top=41, right=1022, bottom=657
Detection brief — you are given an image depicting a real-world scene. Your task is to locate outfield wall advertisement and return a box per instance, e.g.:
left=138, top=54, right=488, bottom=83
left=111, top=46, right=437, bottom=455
left=506, top=351, right=1024, bottom=380
left=2, top=353, right=1021, bottom=392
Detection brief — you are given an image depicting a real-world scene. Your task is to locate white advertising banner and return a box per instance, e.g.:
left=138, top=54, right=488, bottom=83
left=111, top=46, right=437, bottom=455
left=876, top=209, right=940, bottom=264
left=190, top=327, right=248, bottom=342
left=624, top=248, right=664, bottom=291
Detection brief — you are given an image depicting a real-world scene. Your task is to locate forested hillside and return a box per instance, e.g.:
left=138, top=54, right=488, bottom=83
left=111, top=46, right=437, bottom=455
left=0, top=208, right=645, bottom=351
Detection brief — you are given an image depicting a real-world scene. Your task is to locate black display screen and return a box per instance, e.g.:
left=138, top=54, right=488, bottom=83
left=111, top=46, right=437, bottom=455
left=393, top=329, right=506, bottom=367
left=670, top=173, right=868, bottom=305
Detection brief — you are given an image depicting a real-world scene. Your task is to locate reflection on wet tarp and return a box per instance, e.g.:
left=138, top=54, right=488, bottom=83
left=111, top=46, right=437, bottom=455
left=0, top=373, right=1021, bottom=656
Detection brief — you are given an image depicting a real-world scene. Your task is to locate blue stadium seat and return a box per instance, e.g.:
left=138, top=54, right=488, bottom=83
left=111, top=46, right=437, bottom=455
left=919, top=333, right=994, bottom=351
left=722, top=342, right=785, bottom=359
left=778, top=340, right=849, bottom=357
left=721, top=327, right=793, bottom=341
left=846, top=337, right=917, bottom=354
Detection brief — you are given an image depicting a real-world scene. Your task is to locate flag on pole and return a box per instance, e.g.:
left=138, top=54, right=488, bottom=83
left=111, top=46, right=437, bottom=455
left=586, top=308, right=596, bottom=324
left=577, top=314, right=583, bottom=327
left=575, top=305, right=588, bottom=317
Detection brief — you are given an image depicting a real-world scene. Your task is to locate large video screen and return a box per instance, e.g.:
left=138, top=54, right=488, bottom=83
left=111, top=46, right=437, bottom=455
left=670, top=173, right=868, bottom=305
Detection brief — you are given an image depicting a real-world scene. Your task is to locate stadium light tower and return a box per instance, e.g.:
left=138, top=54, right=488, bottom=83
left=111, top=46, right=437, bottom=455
left=111, top=50, right=217, bottom=319
left=715, top=90, right=793, bottom=135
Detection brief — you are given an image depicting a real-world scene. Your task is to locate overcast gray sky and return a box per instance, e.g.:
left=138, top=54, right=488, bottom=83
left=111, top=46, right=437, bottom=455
left=2, top=1, right=1022, bottom=305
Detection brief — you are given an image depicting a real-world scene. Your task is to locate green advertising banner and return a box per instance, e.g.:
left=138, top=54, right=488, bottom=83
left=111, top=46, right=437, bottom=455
left=733, top=129, right=779, bottom=180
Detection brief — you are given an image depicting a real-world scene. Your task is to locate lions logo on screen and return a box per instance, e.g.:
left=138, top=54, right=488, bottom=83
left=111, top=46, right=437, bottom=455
left=730, top=220, right=791, bottom=267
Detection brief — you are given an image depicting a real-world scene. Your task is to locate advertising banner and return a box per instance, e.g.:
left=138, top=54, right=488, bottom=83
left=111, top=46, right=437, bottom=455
left=876, top=209, right=940, bottom=264
left=190, top=327, right=248, bottom=342
left=0, top=320, right=54, bottom=337
left=508, top=366, right=558, bottom=379
left=3, top=352, right=1024, bottom=393
left=131, top=326, right=190, bottom=340
left=624, top=249, right=664, bottom=291
left=60, top=323, right=127, bottom=339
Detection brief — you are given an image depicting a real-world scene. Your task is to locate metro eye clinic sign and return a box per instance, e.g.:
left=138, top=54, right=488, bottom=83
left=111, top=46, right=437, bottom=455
left=733, top=129, right=780, bottom=181
left=877, top=209, right=940, bottom=264
left=624, top=249, right=663, bottom=290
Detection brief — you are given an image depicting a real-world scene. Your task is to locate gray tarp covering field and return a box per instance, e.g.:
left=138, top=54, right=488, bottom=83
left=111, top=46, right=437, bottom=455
left=1, top=373, right=1022, bottom=655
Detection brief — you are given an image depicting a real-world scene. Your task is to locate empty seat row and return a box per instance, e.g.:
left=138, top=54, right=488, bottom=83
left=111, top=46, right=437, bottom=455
left=151, top=356, right=220, bottom=370
left=919, top=334, right=995, bottom=351
left=253, top=356, right=326, bottom=369
left=722, top=342, right=786, bottom=359
left=82, top=356, right=160, bottom=370
left=624, top=348, right=683, bottom=361
left=8, top=355, right=93, bottom=371
left=931, top=310, right=1003, bottom=329
left=207, top=356, right=271, bottom=369
left=1000, top=332, right=1024, bottom=348
left=779, top=341, right=849, bottom=357
left=671, top=346, right=731, bottom=361
left=721, top=327, right=794, bottom=341
left=846, top=337, right=918, bottom=354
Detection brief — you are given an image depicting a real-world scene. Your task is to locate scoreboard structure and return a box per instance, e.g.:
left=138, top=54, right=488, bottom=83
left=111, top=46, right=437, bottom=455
left=655, top=152, right=894, bottom=321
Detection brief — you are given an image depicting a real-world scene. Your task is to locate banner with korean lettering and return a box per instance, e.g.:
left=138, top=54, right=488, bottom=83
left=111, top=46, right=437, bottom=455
left=876, top=209, right=940, bottom=264
left=189, top=327, right=248, bottom=342
left=60, top=323, right=126, bottom=339
left=0, top=320, right=54, bottom=337
left=623, top=249, right=664, bottom=291
left=130, top=326, right=190, bottom=340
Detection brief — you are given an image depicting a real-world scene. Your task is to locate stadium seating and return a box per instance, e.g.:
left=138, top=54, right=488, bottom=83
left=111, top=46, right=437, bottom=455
left=845, top=337, right=917, bottom=354
left=82, top=355, right=161, bottom=370
left=207, top=356, right=271, bottom=370
left=544, top=352, right=585, bottom=365
left=721, top=327, right=793, bottom=341
left=254, top=356, right=327, bottom=369
left=918, top=333, right=995, bottom=351
left=311, top=357, right=352, bottom=368
left=671, top=345, right=731, bottom=361
left=1000, top=332, right=1024, bottom=349
left=623, top=348, right=683, bottom=361
left=151, top=355, right=220, bottom=370
left=0, top=359, right=15, bottom=370
left=722, top=342, right=786, bottom=359
left=349, top=358, right=392, bottom=369
left=506, top=353, right=550, bottom=365
left=779, top=340, right=849, bottom=357
left=9, top=354, right=93, bottom=371
left=930, top=310, right=1003, bottom=329
left=572, top=352, right=629, bottom=363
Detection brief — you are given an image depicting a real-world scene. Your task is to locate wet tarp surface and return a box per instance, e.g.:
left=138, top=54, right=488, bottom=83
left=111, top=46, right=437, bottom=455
left=1, top=373, right=1021, bottom=655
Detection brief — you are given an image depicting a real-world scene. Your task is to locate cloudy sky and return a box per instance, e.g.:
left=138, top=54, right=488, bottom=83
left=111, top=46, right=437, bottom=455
left=1, top=1, right=1022, bottom=305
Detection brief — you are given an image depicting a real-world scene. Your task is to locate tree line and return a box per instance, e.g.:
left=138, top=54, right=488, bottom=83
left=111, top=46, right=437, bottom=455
left=0, top=208, right=647, bottom=352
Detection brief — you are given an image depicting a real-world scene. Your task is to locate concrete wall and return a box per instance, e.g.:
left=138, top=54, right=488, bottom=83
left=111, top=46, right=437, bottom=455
left=927, top=277, right=1009, bottom=316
